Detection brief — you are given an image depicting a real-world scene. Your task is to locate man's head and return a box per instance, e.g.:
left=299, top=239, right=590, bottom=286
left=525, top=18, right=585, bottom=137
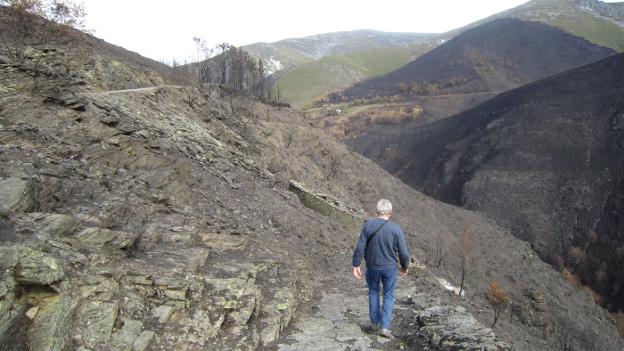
left=376, top=199, right=392, bottom=218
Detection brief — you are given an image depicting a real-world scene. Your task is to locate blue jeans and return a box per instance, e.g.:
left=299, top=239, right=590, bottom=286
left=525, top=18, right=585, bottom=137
left=365, top=267, right=397, bottom=329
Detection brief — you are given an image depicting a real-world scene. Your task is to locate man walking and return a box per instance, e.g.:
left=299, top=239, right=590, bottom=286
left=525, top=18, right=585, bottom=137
left=352, top=199, right=410, bottom=338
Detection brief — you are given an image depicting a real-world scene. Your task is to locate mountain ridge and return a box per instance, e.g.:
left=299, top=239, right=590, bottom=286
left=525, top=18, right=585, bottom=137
left=244, top=29, right=437, bottom=73
left=309, top=17, right=614, bottom=144
left=250, top=0, right=624, bottom=108
left=342, top=18, right=615, bottom=99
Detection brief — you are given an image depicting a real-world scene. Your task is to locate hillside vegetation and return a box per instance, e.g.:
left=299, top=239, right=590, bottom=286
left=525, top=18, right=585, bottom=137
left=245, top=30, right=439, bottom=107
left=276, top=44, right=435, bottom=108
left=1, top=5, right=623, bottom=351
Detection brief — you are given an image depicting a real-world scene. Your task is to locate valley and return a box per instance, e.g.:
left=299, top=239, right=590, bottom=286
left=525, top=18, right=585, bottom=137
left=1, top=0, right=624, bottom=350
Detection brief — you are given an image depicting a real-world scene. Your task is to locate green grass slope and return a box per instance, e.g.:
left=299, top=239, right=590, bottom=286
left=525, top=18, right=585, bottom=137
left=276, top=44, right=435, bottom=108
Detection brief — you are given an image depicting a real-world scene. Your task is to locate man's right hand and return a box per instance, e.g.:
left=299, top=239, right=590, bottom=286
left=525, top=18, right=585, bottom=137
left=353, top=266, right=362, bottom=280
left=400, top=268, right=408, bottom=276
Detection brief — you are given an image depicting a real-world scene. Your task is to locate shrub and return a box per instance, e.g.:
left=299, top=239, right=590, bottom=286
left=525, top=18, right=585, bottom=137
left=567, top=246, right=585, bottom=266
left=486, top=281, right=509, bottom=327
left=561, top=268, right=582, bottom=288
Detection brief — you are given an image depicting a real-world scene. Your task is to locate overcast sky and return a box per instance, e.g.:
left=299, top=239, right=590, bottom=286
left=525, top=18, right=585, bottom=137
left=81, top=0, right=618, bottom=63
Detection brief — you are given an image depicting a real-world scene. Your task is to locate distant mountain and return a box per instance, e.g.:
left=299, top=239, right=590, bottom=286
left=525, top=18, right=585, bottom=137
left=470, top=0, right=624, bottom=52
left=379, top=53, right=624, bottom=311
left=342, top=18, right=615, bottom=99
left=244, top=30, right=440, bottom=108
left=244, top=30, right=436, bottom=73
left=270, top=43, right=436, bottom=108
left=252, top=0, right=624, bottom=108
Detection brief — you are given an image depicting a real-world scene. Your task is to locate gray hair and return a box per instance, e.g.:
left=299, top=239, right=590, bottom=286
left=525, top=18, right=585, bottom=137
left=376, top=199, right=392, bottom=215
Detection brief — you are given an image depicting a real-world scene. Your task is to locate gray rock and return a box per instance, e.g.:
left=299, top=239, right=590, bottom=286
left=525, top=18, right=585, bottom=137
left=288, top=180, right=363, bottom=232
left=27, top=294, right=77, bottom=351
left=417, top=306, right=510, bottom=351
left=78, top=276, right=119, bottom=302
left=76, top=300, right=119, bottom=349
left=0, top=177, right=36, bottom=212
left=100, top=113, right=120, bottom=126
left=109, top=319, right=143, bottom=351
left=168, top=309, right=223, bottom=348
left=132, top=330, right=155, bottom=351
left=143, top=248, right=207, bottom=272
left=151, top=305, right=174, bottom=323
left=73, top=227, right=138, bottom=249
left=31, top=213, right=80, bottom=237
left=15, top=250, right=64, bottom=287
left=0, top=260, right=24, bottom=347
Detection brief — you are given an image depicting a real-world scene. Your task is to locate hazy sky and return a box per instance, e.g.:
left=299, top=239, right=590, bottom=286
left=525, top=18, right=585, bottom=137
left=80, top=0, right=617, bottom=63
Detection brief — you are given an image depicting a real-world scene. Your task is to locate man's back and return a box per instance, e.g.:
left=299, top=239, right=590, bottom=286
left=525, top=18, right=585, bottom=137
left=352, top=218, right=410, bottom=271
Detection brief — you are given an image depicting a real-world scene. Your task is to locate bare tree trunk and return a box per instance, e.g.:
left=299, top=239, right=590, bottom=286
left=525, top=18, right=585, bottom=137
left=459, top=258, right=466, bottom=296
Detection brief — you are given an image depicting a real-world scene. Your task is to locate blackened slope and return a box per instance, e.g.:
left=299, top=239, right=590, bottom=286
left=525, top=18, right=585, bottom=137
left=343, top=18, right=614, bottom=99
left=397, top=53, right=624, bottom=310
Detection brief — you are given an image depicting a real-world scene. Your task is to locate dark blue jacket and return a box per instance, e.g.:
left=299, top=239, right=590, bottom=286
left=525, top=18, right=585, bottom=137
left=352, top=218, right=410, bottom=271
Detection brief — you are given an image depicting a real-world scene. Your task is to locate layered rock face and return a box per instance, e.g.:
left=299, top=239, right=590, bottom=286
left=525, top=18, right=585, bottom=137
left=0, top=96, right=303, bottom=351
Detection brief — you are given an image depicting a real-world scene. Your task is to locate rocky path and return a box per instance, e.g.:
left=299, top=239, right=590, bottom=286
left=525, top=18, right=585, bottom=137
left=272, top=260, right=418, bottom=351
left=270, top=253, right=510, bottom=351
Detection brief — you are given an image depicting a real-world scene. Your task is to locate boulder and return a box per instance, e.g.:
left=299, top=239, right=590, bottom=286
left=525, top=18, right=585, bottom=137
left=14, top=250, right=64, bottom=287
left=417, top=306, right=511, bottom=351
left=132, top=331, right=155, bottom=351
left=109, top=319, right=143, bottom=351
left=0, top=177, right=36, bottom=212
left=0, top=256, right=24, bottom=347
left=151, top=305, right=174, bottom=324
left=288, top=180, right=362, bottom=232
left=27, top=294, right=77, bottom=351
left=31, top=213, right=80, bottom=238
left=76, top=300, right=119, bottom=349
left=169, top=309, right=223, bottom=348
left=44, top=93, right=86, bottom=111
left=73, top=227, right=138, bottom=249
